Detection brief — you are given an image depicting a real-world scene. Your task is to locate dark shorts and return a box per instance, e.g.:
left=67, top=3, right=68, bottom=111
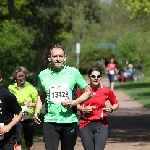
left=108, top=74, right=115, bottom=82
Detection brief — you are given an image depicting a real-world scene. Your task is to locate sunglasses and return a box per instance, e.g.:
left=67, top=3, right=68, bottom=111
left=90, top=75, right=101, bottom=78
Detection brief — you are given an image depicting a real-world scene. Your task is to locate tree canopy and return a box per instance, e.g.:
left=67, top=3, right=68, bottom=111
left=121, top=0, right=150, bottom=19
left=0, top=0, right=150, bottom=86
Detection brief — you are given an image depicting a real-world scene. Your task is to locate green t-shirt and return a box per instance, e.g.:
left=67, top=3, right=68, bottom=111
left=8, top=81, right=38, bottom=119
left=38, top=66, right=87, bottom=123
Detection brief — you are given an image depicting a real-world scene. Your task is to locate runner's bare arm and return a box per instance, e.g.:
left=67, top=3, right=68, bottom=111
left=103, top=103, right=119, bottom=113
left=9, top=111, right=23, bottom=128
left=74, top=86, right=91, bottom=104
left=77, top=104, right=96, bottom=113
left=24, top=99, right=36, bottom=107
left=35, top=92, right=45, bottom=114
left=61, top=86, right=91, bottom=107
left=111, top=103, right=119, bottom=111
left=34, top=92, right=45, bottom=124
left=77, top=104, right=83, bottom=111
left=0, top=111, right=22, bottom=135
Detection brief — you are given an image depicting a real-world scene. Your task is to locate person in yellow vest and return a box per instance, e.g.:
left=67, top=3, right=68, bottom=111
left=8, top=66, right=38, bottom=150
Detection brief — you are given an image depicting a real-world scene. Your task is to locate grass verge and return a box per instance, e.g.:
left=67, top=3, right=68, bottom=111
left=115, top=77, right=150, bottom=109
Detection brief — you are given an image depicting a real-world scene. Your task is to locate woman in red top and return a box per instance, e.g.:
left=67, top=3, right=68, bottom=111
left=106, top=58, right=118, bottom=91
left=77, top=66, right=119, bottom=150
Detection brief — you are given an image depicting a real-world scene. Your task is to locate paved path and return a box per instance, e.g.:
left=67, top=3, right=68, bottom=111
left=33, top=79, right=150, bottom=150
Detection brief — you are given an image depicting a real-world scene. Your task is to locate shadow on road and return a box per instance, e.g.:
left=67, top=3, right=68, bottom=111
left=107, top=108, right=150, bottom=143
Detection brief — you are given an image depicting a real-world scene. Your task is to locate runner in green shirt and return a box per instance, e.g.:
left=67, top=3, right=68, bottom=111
left=34, top=44, right=91, bottom=150
left=8, top=66, right=38, bottom=150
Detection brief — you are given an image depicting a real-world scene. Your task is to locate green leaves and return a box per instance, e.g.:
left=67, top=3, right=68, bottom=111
left=121, top=0, right=150, bottom=18
left=0, top=20, right=36, bottom=81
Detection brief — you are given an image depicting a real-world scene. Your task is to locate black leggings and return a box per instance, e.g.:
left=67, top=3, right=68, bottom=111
left=80, top=121, right=108, bottom=150
left=0, top=134, right=16, bottom=150
left=43, top=122, right=78, bottom=150
left=16, top=119, right=35, bottom=147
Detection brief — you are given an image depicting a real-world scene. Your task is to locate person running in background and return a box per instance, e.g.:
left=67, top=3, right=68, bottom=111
left=106, top=58, right=118, bottom=91
left=8, top=66, right=38, bottom=150
left=77, top=66, right=119, bottom=150
left=0, top=69, right=22, bottom=150
left=34, top=44, right=91, bottom=150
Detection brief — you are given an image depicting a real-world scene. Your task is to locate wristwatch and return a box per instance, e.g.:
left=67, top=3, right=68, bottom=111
left=109, top=108, right=114, bottom=113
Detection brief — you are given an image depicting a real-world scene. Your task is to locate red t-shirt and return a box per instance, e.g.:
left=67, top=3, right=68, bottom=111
left=77, top=85, right=118, bottom=129
left=106, top=63, right=116, bottom=75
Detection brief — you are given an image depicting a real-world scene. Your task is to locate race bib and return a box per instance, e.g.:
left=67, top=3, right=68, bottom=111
left=109, top=70, right=115, bottom=75
left=21, top=106, right=30, bottom=121
left=49, top=83, right=70, bottom=104
left=0, top=123, right=4, bottom=140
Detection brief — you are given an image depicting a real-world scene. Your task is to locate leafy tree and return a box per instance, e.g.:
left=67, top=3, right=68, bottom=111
left=120, top=0, right=150, bottom=19
left=98, top=0, right=150, bottom=75
left=79, top=38, right=114, bottom=74
left=0, top=20, right=37, bottom=86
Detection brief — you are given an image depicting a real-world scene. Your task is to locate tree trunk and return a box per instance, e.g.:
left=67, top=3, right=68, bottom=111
left=7, top=0, right=15, bottom=19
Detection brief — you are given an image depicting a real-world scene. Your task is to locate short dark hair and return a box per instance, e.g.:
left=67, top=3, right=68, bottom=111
left=48, top=44, right=65, bottom=56
left=87, top=66, right=102, bottom=77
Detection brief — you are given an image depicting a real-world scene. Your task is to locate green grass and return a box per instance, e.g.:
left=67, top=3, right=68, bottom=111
left=115, top=77, right=150, bottom=109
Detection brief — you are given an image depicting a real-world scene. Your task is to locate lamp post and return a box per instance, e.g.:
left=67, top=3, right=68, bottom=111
left=76, top=43, right=80, bottom=69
